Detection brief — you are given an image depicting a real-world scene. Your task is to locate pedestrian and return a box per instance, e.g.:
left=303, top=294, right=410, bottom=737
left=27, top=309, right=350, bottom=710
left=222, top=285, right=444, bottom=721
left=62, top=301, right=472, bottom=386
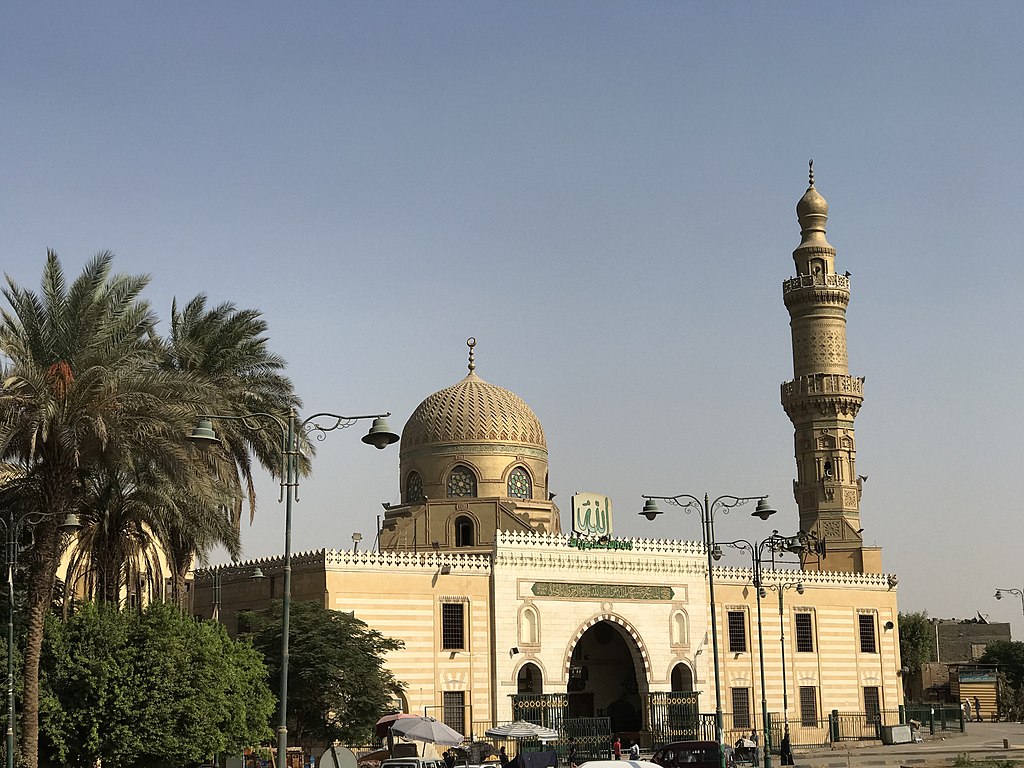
left=612, top=736, right=622, bottom=761
left=500, top=747, right=509, bottom=768
left=963, top=699, right=971, bottom=722
left=568, top=738, right=578, bottom=768
left=749, top=731, right=759, bottom=768
left=974, top=696, right=983, bottom=722
left=629, top=741, right=640, bottom=761
left=780, top=727, right=793, bottom=766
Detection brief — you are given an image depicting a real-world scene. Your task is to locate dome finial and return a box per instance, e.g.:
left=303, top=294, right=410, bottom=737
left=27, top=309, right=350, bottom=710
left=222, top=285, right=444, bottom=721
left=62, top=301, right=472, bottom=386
left=808, top=159, right=814, bottom=188
left=467, top=337, right=476, bottom=373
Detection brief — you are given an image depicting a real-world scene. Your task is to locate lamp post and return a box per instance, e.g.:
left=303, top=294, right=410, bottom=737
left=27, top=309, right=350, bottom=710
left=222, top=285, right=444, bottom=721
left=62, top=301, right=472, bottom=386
left=994, top=588, right=1024, bottom=614
left=190, top=408, right=398, bottom=768
left=640, top=493, right=777, bottom=768
left=0, top=510, right=81, bottom=768
left=209, top=563, right=266, bottom=624
left=717, top=531, right=808, bottom=768
left=759, top=580, right=804, bottom=728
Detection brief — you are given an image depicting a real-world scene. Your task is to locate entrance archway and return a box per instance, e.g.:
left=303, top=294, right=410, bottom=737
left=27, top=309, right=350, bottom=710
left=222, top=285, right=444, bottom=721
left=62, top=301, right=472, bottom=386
left=566, top=618, right=649, bottom=734
left=671, top=663, right=694, bottom=692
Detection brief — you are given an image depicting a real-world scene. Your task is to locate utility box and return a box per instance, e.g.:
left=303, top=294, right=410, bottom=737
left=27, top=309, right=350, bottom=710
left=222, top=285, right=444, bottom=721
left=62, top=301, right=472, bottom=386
left=881, top=724, right=913, bottom=745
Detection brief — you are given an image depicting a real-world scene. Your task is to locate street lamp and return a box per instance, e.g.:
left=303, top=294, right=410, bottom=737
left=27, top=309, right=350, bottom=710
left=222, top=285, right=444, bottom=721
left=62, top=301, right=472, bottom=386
left=189, top=408, right=398, bottom=768
left=209, top=563, right=266, bottom=624
left=640, top=492, right=777, bottom=768
left=717, top=531, right=807, bottom=768
left=0, top=510, right=81, bottom=768
left=759, top=580, right=804, bottom=728
left=994, top=588, right=1024, bottom=614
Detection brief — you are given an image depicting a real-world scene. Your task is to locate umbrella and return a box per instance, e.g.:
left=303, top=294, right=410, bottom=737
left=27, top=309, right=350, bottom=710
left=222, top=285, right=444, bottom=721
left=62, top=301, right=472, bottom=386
left=390, top=716, right=465, bottom=746
left=377, top=713, right=421, bottom=738
left=484, top=721, right=559, bottom=741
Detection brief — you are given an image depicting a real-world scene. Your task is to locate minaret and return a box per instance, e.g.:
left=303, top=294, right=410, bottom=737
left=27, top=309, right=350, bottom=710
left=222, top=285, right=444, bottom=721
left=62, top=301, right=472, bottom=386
left=781, top=163, right=878, bottom=573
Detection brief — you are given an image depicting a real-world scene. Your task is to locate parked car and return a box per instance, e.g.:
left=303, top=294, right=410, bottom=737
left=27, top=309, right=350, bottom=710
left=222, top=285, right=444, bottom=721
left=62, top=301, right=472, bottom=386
left=650, top=741, right=721, bottom=768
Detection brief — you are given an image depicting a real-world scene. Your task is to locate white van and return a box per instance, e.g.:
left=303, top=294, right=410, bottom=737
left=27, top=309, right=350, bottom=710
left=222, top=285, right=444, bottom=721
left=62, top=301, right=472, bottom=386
left=381, top=758, right=446, bottom=768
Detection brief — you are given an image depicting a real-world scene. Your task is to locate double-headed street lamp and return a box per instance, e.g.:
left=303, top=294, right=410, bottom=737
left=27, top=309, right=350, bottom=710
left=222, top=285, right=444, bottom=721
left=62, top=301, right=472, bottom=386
left=190, top=408, right=398, bottom=768
left=640, top=492, right=777, bottom=768
left=759, top=579, right=804, bottom=729
left=0, top=510, right=81, bottom=768
left=717, top=531, right=809, bottom=768
left=994, top=588, right=1024, bottom=614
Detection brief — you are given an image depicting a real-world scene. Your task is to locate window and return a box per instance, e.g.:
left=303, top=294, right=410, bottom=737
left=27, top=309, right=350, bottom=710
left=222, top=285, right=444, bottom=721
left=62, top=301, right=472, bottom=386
left=455, top=516, right=475, bottom=547
left=517, top=663, right=541, bottom=694
left=795, top=613, right=814, bottom=652
left=971, top=643, right=987, bottom=660
left=863, top=686, right=881, bottom=724
left=728, top=611, right=747, bottom=652
left=799, top=686, right=818, bottom=726
left=447, top=465, right=477, bottom=498
left=443, top=691, right=466, bottom=733
left=731, top=688, right=751, bottom=730
left=441, top=602, right=466, bottom=650
left=859, top=614, right=877, bottom=653
left=507, top=466, right=532, bottom=499
left=406, top=472, right=424, bottom=503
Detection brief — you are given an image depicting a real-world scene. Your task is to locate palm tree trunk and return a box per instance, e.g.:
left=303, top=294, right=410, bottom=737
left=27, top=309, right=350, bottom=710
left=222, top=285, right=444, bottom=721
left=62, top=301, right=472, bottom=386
left=19, top=521, right=62, bottom=768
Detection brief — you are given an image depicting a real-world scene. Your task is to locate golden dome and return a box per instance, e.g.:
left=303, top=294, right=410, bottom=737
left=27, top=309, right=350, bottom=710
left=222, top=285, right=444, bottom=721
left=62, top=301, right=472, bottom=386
left=401, top=371, right=547, bottom=451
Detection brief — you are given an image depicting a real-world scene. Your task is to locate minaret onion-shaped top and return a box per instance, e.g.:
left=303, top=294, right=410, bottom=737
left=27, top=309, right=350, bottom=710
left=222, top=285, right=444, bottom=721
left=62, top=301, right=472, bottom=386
left=796, top=160, right=833, bottom=251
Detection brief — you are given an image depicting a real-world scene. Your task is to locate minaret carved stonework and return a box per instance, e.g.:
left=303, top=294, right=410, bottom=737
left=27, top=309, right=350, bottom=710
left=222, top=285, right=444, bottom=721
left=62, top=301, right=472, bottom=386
left=781, top=165, right=877, bottom=573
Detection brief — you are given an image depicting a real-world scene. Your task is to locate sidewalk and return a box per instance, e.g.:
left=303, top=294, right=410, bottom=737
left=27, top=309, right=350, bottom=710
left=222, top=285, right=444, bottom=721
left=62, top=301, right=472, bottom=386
left=791, top=723, right=1024, bottom=768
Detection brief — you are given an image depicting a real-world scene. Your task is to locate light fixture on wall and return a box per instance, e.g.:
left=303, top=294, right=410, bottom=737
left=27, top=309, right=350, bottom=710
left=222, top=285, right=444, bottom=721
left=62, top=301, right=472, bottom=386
left=510, top=647, right=520, bottom=656
left=884, top=620, right=894, bottom=631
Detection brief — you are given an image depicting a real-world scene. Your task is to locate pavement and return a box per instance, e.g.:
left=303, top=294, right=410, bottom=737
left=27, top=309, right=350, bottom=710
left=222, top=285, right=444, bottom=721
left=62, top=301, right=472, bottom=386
left=789, top=722, right=1024, bottom=768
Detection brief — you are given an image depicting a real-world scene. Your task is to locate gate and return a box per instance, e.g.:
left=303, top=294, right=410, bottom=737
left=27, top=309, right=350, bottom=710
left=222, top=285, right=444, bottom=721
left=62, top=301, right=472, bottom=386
left=647, top=691, right=704, bottom=746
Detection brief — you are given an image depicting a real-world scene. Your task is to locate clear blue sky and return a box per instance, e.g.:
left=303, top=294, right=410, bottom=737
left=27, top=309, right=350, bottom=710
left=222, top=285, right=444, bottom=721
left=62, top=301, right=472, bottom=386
left=3, top=3, right=1023, bottom=636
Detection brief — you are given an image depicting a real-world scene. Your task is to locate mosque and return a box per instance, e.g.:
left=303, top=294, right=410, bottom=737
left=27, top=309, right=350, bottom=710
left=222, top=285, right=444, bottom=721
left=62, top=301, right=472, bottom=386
left=193, top=171, right=903, bottom=747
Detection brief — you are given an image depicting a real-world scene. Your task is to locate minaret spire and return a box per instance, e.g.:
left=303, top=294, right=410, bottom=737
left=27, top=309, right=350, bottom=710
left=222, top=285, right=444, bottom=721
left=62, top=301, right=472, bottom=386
left=467, top=336, right=476, bottom=374
left=781, top=168, right=876, bottom=573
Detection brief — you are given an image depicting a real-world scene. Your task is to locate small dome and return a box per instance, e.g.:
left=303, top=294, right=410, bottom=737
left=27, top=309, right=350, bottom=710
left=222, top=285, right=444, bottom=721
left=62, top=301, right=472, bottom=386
left=401, top=372, right=546, bottom=451
left=797, top=185, right=828, bottom=219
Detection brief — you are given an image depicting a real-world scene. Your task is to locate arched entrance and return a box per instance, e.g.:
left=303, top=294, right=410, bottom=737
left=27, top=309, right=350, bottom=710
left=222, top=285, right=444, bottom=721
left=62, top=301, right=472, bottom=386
left=566, top=619, right=649, bottom=734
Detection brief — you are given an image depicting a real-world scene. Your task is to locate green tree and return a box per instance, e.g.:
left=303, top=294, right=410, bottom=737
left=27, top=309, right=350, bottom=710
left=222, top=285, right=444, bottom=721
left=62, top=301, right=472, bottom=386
left=898, top=611, right=934, bottom=675
left=0, top=252, right=214, bottom=766
left=40, top=601, right=274, bottom=768
left=239, top=600, right=404, bottom=745
left=980, top=640, right=1024, bottom=690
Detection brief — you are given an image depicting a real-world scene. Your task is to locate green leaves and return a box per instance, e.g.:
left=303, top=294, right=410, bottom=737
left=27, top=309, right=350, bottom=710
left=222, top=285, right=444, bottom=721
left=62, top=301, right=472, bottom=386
left=41, top=601, right=274, bottom=768
left=240, top=600, right=404, bottom=745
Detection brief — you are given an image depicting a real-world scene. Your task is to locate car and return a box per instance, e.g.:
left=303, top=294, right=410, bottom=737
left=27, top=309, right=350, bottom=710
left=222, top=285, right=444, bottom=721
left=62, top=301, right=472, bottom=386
left=578, top=761, right=662, bottom=768
left=650, top=741, right=721, bottom=768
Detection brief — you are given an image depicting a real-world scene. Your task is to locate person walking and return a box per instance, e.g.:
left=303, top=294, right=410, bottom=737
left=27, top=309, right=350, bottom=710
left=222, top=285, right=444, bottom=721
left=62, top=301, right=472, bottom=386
left=749, top=731, right=760, bottom=768
left=612, top=736, right=622, bottom=761
left=568, top=738, right=578, bottom=768
left=780, top=727, right=794, bottom=766
left=974, top=696, right=983, bottom=722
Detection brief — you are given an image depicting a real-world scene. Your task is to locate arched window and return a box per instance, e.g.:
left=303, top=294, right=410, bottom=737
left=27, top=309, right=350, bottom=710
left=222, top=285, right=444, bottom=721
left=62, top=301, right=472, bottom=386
left=517, top=662, right=542, bottom=694
left=507, top=466, right=532, bottom=499
left=520, top=606, right=539, bottom=645
left=671, top=610, right=688, bottom=645
left=406, top=471, right=424, bottom=503
left=446, top=465, right=477, bottom=498
left=671, top=663, right=694, bottom=692
left=455, top=516, right=475, bottom=547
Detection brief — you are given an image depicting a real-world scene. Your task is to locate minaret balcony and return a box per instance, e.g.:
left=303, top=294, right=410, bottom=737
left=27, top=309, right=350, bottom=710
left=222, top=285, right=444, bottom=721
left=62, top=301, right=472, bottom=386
left=782, top=373, right=863, bottom=398
left=783, top=273, right=850, bottom=293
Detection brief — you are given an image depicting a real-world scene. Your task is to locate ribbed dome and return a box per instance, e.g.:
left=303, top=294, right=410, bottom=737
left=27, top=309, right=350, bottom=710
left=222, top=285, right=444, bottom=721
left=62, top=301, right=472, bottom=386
left=401, top=372, right=546, bottom=450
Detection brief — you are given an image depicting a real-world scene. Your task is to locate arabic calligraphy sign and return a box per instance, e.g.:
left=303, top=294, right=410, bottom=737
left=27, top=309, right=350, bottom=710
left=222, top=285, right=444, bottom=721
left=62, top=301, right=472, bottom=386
left=531, top=582, right=674, bottom=600
left=572, top=493, right=612, bottom=537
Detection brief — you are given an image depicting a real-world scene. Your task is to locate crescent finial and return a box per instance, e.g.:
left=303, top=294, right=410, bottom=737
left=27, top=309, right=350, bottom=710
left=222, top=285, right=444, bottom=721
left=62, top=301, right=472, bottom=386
left=467, top=337, right=476, bottom=373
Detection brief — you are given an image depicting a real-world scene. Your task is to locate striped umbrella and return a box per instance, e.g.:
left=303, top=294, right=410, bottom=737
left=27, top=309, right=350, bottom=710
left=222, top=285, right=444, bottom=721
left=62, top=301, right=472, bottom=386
left=485, top=721, right=560, bottom=741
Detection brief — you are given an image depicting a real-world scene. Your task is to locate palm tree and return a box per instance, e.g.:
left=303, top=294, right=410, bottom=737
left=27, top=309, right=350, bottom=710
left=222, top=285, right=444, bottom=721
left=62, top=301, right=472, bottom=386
left=0, top=251, right=212, bottom=767
left=159, top=294, right=304, bottom=606
left=62, top=458, right=240, bottom=608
